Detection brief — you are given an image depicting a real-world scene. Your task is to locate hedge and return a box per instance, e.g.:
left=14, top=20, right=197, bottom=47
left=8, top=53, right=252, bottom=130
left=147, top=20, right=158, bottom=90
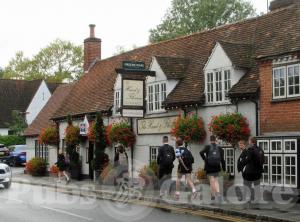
left=0, top=135, right=26, bottom=147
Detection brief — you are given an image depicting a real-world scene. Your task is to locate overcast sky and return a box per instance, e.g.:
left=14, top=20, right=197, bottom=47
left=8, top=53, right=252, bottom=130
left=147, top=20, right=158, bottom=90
left=0, top=0, right=269, bottom=67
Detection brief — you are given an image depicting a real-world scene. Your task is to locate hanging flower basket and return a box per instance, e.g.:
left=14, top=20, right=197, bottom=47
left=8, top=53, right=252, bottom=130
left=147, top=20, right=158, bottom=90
left=209, top=112, right=251, bottom=146
left=65, top=125, right=80, bottom=145
left=39, top=127, right=58, bottom=145
left=108, top=122, right=136, bottom=148
left=171, top=115, right=206, bottom=144
left=87, top=122, right=96, bottom=142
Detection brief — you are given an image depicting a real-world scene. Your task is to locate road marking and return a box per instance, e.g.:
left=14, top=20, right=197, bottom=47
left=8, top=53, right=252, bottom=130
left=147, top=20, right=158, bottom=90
left=41, top=206, right=93, bottom=221
left=0, top=196, right=24, bottom=204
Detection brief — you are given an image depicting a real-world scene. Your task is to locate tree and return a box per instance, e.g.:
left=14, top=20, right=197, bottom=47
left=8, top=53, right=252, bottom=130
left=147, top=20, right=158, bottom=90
left=149, top=0, right=256, bottom=43
left=7, top=110, right=28, bottom=136
left=3, top=39, right=83, bottom=83
left=0, top=67, right=4, bottom=79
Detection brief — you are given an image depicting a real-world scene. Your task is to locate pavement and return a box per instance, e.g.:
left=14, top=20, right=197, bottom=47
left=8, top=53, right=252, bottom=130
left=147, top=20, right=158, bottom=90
left=8, top=167, right=300, bottom=222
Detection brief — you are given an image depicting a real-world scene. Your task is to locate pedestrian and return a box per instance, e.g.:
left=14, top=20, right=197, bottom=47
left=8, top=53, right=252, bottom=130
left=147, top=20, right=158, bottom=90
left=56, top=151, right=70, bottom=184
left=175, top=138, right=197, bottom=200
left=114, top=144, right=129, bottom=183
left=157, top=136, right=175, bottom=198
left=238, top=137, right=264, bottom=204
left=200, top=135, right=225, bottom=203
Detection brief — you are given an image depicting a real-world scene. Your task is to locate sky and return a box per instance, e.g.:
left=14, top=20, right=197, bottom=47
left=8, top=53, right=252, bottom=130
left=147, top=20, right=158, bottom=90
left=0, top=0, right=269, bottom=68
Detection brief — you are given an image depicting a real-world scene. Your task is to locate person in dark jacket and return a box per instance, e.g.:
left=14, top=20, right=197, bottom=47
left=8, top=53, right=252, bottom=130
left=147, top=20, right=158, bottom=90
left=238, top=137, right=263, bottom=203
left=200, top=135, right=225, bottom=202
left=56, top=151, right=70, bottom=184
left=157, top=136, right=175, bottom=197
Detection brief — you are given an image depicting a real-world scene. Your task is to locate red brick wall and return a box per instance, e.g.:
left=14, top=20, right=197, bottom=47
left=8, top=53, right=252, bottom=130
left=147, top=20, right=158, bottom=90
left=84, top=39, right=101, bottom=72
left=259, top=60, right=300, bottom=134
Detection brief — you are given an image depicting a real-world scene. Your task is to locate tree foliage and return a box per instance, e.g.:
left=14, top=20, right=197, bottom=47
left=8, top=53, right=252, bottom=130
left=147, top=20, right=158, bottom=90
left=149, top=0, right=256, bottom=43
left=7, top=110, right=28, bottom=136
left=3, top=39, right=83, bottom=83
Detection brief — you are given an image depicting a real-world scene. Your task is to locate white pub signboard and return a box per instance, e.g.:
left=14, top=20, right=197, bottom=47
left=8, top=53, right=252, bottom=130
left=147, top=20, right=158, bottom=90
left=122, top=79, right=144, bottom=107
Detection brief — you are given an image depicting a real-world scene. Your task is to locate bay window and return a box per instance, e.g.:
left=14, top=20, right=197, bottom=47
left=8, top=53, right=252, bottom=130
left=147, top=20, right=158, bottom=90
left=206, top=69, right=231, bottom=104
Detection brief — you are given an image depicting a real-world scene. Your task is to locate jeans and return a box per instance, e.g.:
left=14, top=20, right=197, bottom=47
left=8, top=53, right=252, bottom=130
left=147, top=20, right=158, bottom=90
left=243, top=179, right=261, bottom=202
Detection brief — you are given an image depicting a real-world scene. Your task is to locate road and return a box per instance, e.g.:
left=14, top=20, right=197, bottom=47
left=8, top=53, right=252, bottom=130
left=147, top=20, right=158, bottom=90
left=0, top=183, right=220, bottom=222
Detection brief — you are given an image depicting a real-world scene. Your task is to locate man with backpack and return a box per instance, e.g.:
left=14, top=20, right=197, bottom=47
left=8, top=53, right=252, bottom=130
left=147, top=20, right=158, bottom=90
left=200, top=135, right=226, bottom=203
left=157, top=136, right=175, bottom=197
left=238, top=137, right=264, bottom=204
left=175, top=138, right=197, bottom=200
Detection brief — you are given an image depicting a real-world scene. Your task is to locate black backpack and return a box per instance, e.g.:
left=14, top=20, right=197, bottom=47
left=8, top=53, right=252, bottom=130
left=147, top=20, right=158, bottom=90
left=161, top=145, right=174, bottom=167
left=253, top=145, right=265, bottom=173
left=180, top=147, right=194, bottom=167
left=206, top=144, right=221, bottom=168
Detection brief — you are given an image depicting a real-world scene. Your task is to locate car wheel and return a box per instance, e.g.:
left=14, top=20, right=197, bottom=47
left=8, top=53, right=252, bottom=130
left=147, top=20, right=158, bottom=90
left=4, top=182, right=11, bottom=189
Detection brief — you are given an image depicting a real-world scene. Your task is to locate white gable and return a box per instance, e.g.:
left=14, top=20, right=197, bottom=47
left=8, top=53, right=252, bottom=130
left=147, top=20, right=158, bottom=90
left=114, top=74, right=122, bottom=90
left=147, top=57, right=167, bottom=83
left=26, top=80, right=52, bottom=125
left=204, top=42, right=232, bottom=71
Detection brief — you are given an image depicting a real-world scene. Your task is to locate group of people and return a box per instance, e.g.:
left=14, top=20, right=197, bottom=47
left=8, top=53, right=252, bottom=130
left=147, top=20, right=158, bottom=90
left=157, top=135, right=264, bottom=204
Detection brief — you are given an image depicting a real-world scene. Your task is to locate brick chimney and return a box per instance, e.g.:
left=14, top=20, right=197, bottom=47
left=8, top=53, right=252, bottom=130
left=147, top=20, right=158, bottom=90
left=84, top=24, right=101, bottom=72
left=269, top=0, right=295, bottom=11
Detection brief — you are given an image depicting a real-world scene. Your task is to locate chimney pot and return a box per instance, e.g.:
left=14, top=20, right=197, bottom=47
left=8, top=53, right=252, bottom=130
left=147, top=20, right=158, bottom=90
left=89, top=24, right=96, bottom=38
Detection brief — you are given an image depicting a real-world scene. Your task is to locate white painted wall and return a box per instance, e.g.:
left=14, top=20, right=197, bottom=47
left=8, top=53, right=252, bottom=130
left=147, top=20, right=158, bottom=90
left=25, top=137, right=36, bottom=162
left=26, top=81, right=52, bottom=125
left=0, top=128, right=9, bottom=136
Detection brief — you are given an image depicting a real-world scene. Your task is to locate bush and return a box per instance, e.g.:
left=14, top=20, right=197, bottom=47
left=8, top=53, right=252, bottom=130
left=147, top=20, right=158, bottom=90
left=138, top=161, right=158, bottom=187
left=26, top=157, right=47, bottom=176
left=50, top=165, right=59, bottom=175
left=195, top=168, right=207, bottom=180
left=0, top=135, right=25, bottom=146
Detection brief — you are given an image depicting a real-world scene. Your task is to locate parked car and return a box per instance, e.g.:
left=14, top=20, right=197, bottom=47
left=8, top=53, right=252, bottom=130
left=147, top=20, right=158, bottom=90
left=9, top=145, right=27, bottom=166
left=0, top=144, right=11, bottom=164
left=0, top=163, right=12, bottom=189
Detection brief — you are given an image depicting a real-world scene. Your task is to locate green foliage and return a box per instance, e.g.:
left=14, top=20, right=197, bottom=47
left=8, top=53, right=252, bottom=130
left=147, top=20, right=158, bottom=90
left=108, top=122, right=136, bottom=147
left=26, top=157, right=47, bottom=177
left=0, top=67, right=4, bottom=78
left=0, top=135, right=25, bottom=146
left=93, top=112, right=107, bottom=171
left=209, top=112, right=251, bottom=146
left=149, top=0, right=256, bottom=43
left=39, top=127, right=58, bottom=145
left=7, top=110, right=28, bottom=136
left=2, top=39, right=83, bottom=83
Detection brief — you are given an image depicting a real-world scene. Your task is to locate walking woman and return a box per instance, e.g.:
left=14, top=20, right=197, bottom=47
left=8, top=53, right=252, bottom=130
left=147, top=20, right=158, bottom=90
left=56, top=151, right=70, bottom=184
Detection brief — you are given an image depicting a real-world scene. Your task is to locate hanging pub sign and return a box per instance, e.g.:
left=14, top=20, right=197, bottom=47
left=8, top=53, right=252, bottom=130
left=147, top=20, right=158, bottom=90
left=116, top=60, right=155, bottom=118
left=79, top=115, right=89, bottom=135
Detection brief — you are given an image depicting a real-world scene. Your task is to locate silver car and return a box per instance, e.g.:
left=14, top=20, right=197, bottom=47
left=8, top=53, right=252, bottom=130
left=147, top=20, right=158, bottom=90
left=0, top=163, right=12, bottom=189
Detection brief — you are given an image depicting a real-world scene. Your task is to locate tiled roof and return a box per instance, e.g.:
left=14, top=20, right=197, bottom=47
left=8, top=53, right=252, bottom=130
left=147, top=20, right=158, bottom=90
left=219, top=41, right=254, bottom=69
left=24, top=84, right=73, bottom=136
left=155, top=56, right=189, bottom=79
left=0, top=80, right=42, bottom=128
left=46, top=82, right=62, bottom=94
left=53, top=2, right=300, bottom=118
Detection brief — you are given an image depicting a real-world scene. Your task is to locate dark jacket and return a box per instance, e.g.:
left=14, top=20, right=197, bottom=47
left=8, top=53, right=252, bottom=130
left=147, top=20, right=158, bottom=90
left=200, top=144, right=226, bottom=174
left=157, top=144, right=175, bottom=169
left=241, top=145, right=263, bottom=181
left=237, top=149, right=248, bottom=173
left=56, top=154, right=67, bottom=171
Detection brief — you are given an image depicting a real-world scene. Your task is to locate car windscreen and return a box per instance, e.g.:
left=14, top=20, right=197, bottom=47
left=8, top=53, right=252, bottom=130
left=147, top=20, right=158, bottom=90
left=0, top=169, right=5, bottom=174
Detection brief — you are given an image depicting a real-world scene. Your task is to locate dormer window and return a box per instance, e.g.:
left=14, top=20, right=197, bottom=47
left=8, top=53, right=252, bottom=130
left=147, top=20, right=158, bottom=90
left=147, top=82, right=166, bottom=112
left=114, top=90, right=121, bottom=114
left=206, top=69, right=231, bottom=104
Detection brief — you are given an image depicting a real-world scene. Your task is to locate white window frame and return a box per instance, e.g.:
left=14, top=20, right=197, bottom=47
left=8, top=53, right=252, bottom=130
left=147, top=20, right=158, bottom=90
left=258, top=140, right=269, bottom=153
left=270, top=154, right=283, bottom=186
left=287, top=64, right=300, bottom=97
left=205, top=69, right=232, bottom=104
left=147, top=81, right=167, bottom=113
left=284, top=139, right=297, bottom=153
left=262, top=154, right=270, bottom=185
left=223, top=147, right=234, bottom=176
left=273, top=67, right=286, bottom=99
left=284, top=154, right=298, bottom=188
left=114, top=89, right=121, bottom=115
left=150, top=146, right=159, bottom=163
left=270, top=140, right=283, bottom=153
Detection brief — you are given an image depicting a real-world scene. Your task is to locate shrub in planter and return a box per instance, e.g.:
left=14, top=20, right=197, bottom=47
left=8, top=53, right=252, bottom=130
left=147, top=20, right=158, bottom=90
left=50, top=165, right=59, bottom=177
left=195, top=168, right=207, bottom=181
left=171, top=115, right=206, bottom=144
left=209, top=112, right=251, bottom=146
left=108, top=122, right=135, bottom=148
left=39, top=127, right=58, bottom=145
left=26, top=157, right=47, bottom=177
left=138, top=161, right=158, bottom=188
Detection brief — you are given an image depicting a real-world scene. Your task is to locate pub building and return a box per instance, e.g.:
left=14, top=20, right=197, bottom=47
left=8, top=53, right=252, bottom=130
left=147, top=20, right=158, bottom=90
left=29, top=0, right=300, bottom=188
